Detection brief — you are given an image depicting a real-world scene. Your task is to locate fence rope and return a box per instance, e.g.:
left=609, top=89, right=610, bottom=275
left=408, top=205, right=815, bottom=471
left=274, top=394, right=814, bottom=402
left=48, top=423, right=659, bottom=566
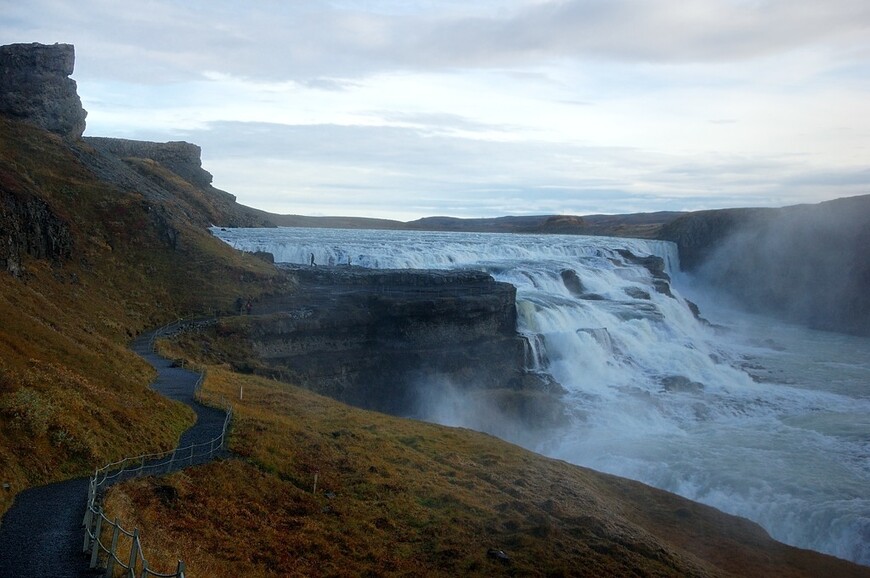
left=82, top=319, right=230, bottom=578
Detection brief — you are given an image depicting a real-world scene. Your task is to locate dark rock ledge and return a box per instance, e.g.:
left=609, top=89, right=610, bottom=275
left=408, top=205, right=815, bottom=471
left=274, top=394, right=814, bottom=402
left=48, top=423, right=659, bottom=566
left=192, top=264, right=565, bottom=425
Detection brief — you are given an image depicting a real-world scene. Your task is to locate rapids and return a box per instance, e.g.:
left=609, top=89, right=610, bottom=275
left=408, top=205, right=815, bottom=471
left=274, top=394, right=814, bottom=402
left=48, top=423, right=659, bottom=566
left=212, top=226, right=870, bottom=565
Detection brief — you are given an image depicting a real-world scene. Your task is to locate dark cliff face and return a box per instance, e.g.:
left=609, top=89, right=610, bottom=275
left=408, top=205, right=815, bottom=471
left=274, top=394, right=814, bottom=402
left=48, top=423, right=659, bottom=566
left=659, top=195, right=870, bottom=336
left=256, top=268, right=531, bottom=414
left=197, top=266, right=560, bottom=419
left=0, top=187, right=72, bottom=275
left=657, top=207, right=776, bottom=271
left=0, top=43, right=86, bottom=139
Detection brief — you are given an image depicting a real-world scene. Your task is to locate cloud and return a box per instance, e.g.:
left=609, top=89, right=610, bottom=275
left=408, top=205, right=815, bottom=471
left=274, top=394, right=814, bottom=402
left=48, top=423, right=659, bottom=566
left=178, top=120, right=868, bottom=218
left=4, top=0, right=870, bottom=84
left=3, top=1, right=867, bottom=219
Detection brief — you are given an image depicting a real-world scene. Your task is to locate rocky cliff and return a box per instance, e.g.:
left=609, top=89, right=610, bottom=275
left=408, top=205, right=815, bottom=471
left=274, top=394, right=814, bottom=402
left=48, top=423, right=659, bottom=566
left=84, top=138, right=214, bottom=189
left=76, top=136, right=276, bottom=228
left=0, top=185, right=72, bottom=275
left=657, top=207, right=775, bottom=271
left=175, top=265, right=563, bottom=424
left=0, top=43, right=86, bottom=139
left=0, top=42, right=272, bottom=232
left=659, top=195, right=870, bottom=335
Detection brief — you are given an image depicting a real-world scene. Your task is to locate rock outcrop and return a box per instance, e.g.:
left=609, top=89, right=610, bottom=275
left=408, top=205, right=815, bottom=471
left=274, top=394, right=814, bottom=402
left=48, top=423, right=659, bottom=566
left=84, top=138, right=213, bottom=189
left=79, top=136, right=274, bottom=228
left=0, top=43, right=86, bottom=139
left=0, top=42, right=272, bottom=230
left=194, top=265, right=561, bottom=419
left=0, top=187, right=72, bottom=275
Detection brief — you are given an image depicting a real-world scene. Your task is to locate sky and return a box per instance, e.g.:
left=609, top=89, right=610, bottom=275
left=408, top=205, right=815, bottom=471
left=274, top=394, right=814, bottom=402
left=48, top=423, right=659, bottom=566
left=3, top=0, right=870, bottom=220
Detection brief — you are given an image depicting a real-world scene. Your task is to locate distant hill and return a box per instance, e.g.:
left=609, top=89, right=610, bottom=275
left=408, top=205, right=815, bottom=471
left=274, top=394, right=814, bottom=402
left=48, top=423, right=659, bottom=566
left=406, top=214, right=589, bottom=234
left=247, top=211, right=687, bottom=238
left=247, top=211, right=406, bottom=230
left=581, top=211, right=686, bottom=238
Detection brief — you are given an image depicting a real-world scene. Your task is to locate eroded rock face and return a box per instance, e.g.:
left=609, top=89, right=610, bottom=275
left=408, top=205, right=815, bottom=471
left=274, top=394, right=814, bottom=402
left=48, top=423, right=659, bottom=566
left=214, top=266, right=561, bottom=418
left=615, top=249, right=674, bottom=298
left=0, top=189, right=72, bottom=275
left=0, top=43, right=86, bottom=139
left=85, top=138, right=214, bottom=189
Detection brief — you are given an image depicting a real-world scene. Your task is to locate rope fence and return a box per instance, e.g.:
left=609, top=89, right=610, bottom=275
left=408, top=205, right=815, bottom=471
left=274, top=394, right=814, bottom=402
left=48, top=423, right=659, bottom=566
left=81, top=320, right=231, bottom=577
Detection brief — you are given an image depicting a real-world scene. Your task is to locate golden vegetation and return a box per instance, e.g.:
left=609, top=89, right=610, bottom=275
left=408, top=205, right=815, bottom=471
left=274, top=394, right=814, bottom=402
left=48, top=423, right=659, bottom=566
left=0, top=118, right=288, bottom=516
left=3, top=116, right=867, bottom=577
left=104, top=368, right=870, bottom=577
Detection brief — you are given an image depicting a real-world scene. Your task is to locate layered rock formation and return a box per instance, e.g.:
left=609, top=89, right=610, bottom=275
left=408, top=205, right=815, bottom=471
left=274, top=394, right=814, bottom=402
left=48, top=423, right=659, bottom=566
left=85, top=138, right=214, bottom=189
left=0, top=42, right=272, bottom=232
left=0, top=43, right=86, bottom=139
left=191, top=265, right=561, bottom=419
left=78, top=137, right=275, bottom=228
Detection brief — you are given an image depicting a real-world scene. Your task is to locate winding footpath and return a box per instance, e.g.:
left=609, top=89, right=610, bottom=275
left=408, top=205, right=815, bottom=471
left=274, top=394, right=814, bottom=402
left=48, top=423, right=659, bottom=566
left=0, top=328, right=228, bottom=577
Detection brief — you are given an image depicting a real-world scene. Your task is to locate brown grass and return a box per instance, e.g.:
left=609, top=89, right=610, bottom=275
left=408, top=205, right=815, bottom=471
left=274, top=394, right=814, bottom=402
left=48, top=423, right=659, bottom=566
left=0, top=117, right=290, bottom=516
left=3, top=116, right=867, bottom=578
left=103, top=369, right=870, bottom=578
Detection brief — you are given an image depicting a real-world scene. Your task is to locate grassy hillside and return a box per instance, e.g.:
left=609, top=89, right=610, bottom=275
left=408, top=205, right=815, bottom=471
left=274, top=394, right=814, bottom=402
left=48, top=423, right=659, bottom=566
left=3, top=115, right=868, bottom=576
left=0, top=117, right=290, bottom=516
left=103, top=367, right=870, bottom=577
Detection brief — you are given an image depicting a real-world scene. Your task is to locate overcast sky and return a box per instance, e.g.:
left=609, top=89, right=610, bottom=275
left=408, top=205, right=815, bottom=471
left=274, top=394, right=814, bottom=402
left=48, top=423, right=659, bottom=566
left=3, top=1, right=869, bottom=219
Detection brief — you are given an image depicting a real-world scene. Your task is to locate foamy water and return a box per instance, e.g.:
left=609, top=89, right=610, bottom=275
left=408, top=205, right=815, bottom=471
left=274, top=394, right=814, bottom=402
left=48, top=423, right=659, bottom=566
left=213, top=226, right=870, bottom=565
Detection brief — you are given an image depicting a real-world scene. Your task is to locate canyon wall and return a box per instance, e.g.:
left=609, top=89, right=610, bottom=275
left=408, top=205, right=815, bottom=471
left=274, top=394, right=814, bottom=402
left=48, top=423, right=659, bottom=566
left=659, top=195, right=870, bottom=336
left=202, top=266, right=561, bottom=418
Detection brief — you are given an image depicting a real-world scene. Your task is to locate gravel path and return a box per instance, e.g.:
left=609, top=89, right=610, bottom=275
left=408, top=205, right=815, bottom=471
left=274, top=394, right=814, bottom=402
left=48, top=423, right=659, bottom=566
left=0, top=327, right=228, bottom=577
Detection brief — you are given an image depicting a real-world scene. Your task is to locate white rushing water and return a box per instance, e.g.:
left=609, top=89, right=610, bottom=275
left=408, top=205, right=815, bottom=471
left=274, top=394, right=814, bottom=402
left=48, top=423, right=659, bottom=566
left=213, top=226, right=870, bottom=565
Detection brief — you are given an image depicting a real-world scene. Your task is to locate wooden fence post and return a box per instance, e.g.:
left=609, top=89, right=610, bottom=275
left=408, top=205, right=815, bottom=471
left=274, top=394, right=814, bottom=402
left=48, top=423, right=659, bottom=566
left=104, top=519, right=120, bottom=578
left=82, top=504, right=93, bottom=552
left=89, top=514, right=103, bottom=568
left=127, top=529, right=139, bottom=578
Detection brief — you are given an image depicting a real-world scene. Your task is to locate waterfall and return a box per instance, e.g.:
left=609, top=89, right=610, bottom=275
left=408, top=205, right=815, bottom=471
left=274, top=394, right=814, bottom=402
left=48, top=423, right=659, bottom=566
left=212, top=226, right=870, bottom=565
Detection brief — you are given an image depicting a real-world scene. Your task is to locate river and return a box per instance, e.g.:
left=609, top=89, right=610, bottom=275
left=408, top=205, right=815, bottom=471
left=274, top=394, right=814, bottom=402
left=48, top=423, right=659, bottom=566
left=212, top=226, right=870, bottom=565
